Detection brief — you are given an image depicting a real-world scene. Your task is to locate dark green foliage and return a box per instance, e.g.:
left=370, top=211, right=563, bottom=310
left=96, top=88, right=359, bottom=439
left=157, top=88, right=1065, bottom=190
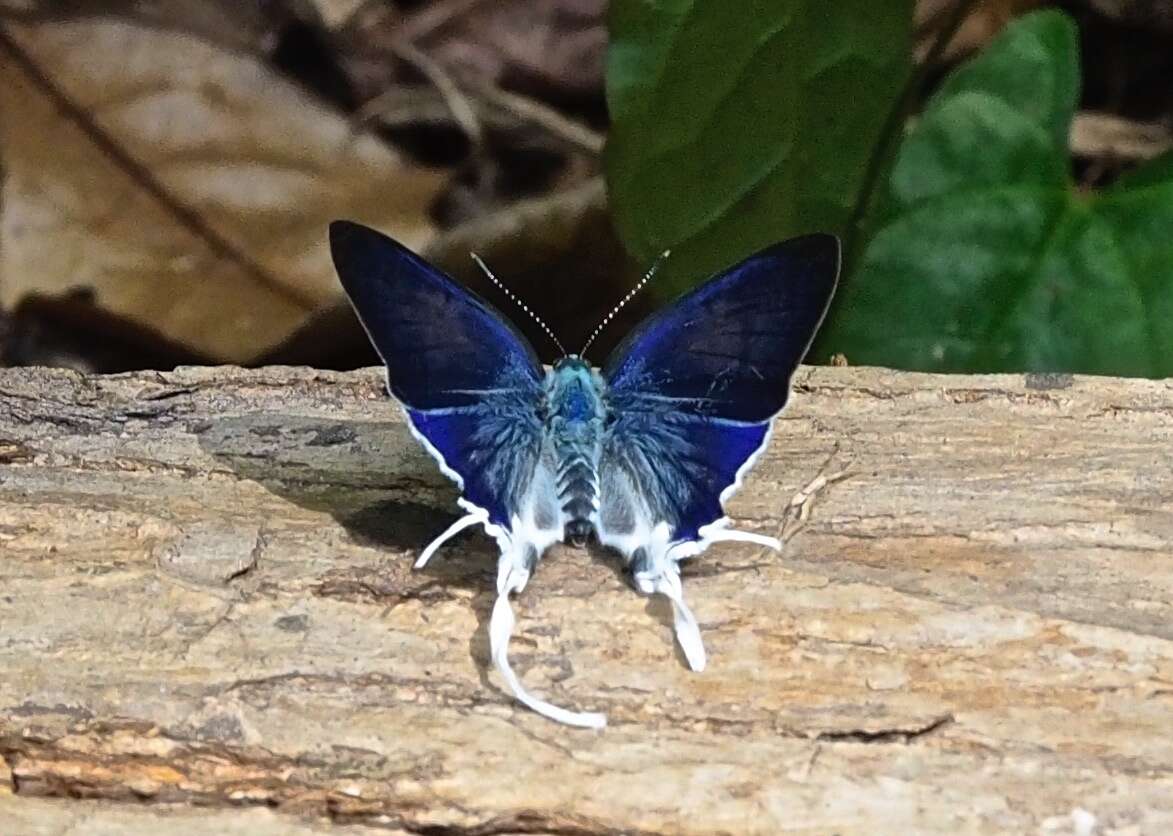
left=819, top=10, right=1173, bottom=376
left=605, top=0, right=913, bottom=296
left=606, top=5, right=1173, bottom=378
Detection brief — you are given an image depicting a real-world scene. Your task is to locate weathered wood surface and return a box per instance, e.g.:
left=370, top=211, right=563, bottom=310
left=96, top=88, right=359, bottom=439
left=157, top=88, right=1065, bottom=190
left=0, top=365, right=1171, bottom=835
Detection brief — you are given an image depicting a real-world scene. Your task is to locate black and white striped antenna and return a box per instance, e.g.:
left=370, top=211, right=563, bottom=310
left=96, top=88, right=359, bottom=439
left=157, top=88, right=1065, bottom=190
left=579, top=249, right=670, bottom=358
left=471, top=252, right=566, bottom=358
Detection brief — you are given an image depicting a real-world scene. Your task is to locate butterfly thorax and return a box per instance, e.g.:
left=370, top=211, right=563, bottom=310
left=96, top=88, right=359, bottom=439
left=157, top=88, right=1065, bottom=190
left=546, top=357, right=606, bottom=546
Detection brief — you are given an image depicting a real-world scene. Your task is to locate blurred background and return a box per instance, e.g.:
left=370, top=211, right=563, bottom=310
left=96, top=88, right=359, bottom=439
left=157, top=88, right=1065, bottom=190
left=0, top=0, right=1169, bottom=376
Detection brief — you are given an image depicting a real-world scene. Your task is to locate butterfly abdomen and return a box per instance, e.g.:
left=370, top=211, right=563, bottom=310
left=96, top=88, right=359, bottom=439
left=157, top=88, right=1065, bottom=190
left=556, top=445, right=598, bottom=544
left=546, top=357, right=605, bottom=546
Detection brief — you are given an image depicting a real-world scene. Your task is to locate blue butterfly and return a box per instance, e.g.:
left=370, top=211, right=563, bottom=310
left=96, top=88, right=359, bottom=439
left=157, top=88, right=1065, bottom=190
left=330, top=221, right=839, bottom=728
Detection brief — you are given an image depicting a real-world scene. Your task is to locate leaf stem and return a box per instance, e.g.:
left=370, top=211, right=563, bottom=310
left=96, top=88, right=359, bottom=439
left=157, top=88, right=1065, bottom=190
left=845, top=0, right=979, bottom=268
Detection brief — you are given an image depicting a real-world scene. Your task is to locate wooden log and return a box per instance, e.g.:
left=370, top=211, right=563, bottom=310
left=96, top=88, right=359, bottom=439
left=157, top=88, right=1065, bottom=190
left=1, top=364, right=1171, bottom=834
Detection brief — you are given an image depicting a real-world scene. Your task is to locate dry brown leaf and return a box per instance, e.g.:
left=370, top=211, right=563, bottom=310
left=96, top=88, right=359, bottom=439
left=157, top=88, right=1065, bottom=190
left=0, top=17, right=448, bottom=361
left=916, top=0, right=1046, bottom=62
left=420, top=0, right=607, bottom=98
left=0, top=0, right=280, bottom=53
left=1071, top=111, right=1173, bottom=161
left=1086, top=0, right=1173, bottom=31
left=310, top=0, right=368, bottom=30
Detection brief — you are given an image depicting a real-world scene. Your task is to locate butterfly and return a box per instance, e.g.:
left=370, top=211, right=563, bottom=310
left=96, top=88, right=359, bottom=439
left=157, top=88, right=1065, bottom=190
left=329, top=220, right=840, bottom=728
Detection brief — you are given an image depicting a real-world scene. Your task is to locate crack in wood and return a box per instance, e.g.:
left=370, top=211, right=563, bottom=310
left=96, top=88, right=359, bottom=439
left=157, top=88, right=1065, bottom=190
left=814, top=714, right=955, bottom=744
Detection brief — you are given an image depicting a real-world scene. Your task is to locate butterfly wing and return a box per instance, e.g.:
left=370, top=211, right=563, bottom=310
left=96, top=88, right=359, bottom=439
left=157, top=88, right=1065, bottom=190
left=329, top=220, right=545, bottom=533
left=597, top=234, right=840, bottom=669
left=332, top=221, right=605, bottom=728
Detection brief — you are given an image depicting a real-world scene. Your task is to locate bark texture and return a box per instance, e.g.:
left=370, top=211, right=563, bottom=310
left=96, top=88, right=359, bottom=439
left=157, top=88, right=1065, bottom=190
left=0, top=365, right=1171, bottom=834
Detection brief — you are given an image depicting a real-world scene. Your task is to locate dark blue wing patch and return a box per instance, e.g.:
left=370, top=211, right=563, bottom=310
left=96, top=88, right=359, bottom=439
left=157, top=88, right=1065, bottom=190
left=602, top=234, right=840, bottom=423
left=601, top=235, right=839, bottom=541
left=330, top=221, right=544, bottom=526
left=407, top=405, right=541, bottom=527
left=330, top=221, right=543, bottom=411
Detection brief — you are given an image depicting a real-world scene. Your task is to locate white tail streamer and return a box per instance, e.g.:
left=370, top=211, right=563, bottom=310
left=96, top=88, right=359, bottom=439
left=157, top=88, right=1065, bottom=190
left=490, top=554, right=607, bottom=729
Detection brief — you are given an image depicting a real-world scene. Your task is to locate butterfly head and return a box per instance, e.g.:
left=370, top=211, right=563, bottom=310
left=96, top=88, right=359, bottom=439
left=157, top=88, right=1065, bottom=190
left=547, top=355, right=605, bottom=420
left=552, top=353, right=589, bottom=372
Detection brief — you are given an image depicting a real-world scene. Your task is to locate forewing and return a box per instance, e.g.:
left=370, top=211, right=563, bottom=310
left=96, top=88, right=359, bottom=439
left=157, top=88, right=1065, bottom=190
left=603, top=234, right=840, bottom=422
left=330, top=220, right=544, bottom=526
left=600, top=235, right=840, bottom=543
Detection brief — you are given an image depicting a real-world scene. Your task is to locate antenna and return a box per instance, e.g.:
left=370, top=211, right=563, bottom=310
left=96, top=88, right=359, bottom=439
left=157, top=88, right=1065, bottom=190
left=579, top=249, right=670, bottom=358
left=471, top=252, right=566, bottom=357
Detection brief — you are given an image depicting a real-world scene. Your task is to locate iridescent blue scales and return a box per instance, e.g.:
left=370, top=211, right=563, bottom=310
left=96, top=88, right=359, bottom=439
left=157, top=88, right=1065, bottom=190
left=329, top=221, right=840, bottom=728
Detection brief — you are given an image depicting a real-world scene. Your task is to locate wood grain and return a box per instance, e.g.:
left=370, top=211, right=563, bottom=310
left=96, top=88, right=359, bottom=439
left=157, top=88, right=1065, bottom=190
left=1, top=365, right=1171, bottom=834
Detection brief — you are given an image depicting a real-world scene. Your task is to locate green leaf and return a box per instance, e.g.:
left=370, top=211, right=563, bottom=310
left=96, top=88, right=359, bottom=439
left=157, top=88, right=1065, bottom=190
left=932, top=10, right=1079, bottom=151
left=1098, top=151, right=1173, bottom=371
left=605, top=0, right=913, bottom=295
left=820, top=10, right=1173, bottom=377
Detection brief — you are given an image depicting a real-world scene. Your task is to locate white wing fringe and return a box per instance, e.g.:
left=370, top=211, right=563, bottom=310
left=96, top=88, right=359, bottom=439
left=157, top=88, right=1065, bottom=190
left=490, top=552, right=607, bottom=729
